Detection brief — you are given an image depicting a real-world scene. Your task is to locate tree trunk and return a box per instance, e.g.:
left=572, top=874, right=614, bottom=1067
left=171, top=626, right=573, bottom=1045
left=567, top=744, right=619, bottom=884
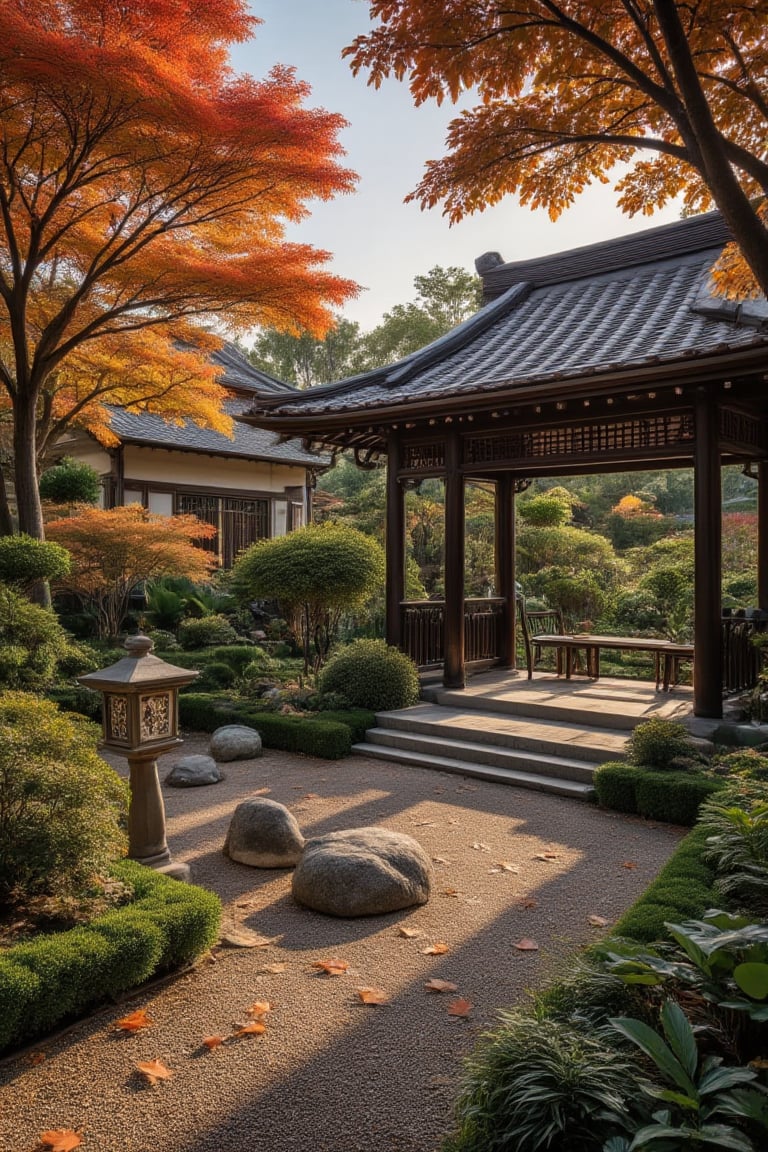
left=12, top=398, right=50, bottom=605
left=0, top=464, right=15, bottom=536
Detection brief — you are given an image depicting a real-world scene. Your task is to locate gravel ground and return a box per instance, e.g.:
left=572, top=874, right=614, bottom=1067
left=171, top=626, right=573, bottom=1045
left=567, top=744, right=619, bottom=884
left=2, top=738, right=683, bottom=1152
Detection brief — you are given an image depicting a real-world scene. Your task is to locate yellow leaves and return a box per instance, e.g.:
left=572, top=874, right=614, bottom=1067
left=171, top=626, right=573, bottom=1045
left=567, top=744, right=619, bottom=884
left=246, top=1002, right=271, bottom=1018
left=421, top=942, right=449, bottom=956
left=447, top=999, right=473, bottom=1018
left=202, top=1036, right=225, bottom=1050
left=136, top=1059, right=173, bottom=1086
left=233, top=1021, right=266, bottom=1037
left=115, top=1009, right=153, bottom=1033
left=38, top=1133, right=82, bottom=1152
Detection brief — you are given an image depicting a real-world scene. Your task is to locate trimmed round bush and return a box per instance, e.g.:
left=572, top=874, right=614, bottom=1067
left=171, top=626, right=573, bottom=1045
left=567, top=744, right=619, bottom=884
left=0, top=584, right=72, bottom=689
left=0, top=534, right=71, bottom=586
left=210, top=644, right=257, bottom=675
left=178, top=614, right=237, bottom=649
left=0, top=693, right=128, bottom=906
left=196, top=660, right=237, bottom=689
left=318, top=640, right=419, bottom=711
left=39, top=457, right=101, bottom=505
left=626, top=717, right=695, bottom=770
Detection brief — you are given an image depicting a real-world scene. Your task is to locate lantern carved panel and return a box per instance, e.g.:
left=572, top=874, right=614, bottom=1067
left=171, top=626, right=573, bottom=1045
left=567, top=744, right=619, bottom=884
left=106, top=694, right=129, bottom=742
left=140, top=693, right=173, bottom=741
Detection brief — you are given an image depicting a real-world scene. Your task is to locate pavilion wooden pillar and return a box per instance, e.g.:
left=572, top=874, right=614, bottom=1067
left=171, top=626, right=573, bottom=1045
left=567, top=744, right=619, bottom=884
left=495, top=474, right=516, bottom=669
left=443, top=429, right=465, bottom=688
left=385, top=432, right=405, bottom=649
left=693, top=389, right=723, bottom=718
left=759, top=462, right=768, bottom=613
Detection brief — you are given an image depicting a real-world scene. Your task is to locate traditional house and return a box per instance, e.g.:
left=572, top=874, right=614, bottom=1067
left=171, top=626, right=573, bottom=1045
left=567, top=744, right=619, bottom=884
left=243, top=211, right=768, bottom=719
left=57, top=343, right=329, bottom=567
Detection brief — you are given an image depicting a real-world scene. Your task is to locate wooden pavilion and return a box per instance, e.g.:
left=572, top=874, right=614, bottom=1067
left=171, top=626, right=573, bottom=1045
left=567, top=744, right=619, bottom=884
left=243, top=212, right=768, bottom=719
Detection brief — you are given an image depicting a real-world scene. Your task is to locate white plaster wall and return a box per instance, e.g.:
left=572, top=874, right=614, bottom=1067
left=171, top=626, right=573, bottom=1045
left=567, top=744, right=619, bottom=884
left=122, top=446, right=307, bottom=494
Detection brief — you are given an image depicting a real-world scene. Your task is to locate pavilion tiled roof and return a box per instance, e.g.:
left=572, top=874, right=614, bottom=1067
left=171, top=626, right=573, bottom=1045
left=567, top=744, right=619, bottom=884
left=246, top=212, right=768, bottom=424
left=106, top=342, right=329, bottom=467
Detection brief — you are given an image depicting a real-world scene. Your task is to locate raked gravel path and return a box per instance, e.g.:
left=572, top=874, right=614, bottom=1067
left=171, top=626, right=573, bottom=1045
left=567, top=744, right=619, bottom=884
left=2, top=736, right=683, bottom=1152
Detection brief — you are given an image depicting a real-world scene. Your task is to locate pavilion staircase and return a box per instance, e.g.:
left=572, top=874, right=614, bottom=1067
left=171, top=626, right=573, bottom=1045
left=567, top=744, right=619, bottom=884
left=353, top=675, right=694, bottom=800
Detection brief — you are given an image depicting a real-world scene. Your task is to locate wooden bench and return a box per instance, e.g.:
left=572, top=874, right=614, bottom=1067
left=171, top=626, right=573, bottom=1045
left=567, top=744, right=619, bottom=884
left=529, top=632, right=694, bottom=690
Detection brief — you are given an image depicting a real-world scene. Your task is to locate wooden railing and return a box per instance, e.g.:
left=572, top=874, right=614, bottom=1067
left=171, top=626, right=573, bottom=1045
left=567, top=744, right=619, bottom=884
left=401, top=598, right=505, bottom=668
left=722, top=613, right=768, bottom=694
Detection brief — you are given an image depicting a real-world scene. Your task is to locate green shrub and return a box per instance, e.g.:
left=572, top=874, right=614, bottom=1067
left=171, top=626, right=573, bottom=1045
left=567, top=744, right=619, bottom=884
left=634, top=770, right=723, bottom=825
left=0, top=534, right=71, bottom=586
left=239, top=710, right=352, bottom=759
left=178, top=614, right=237, bottom=649
left=195, top=660, right=237, bottom=689
left=625, top=717, right=696, bottom=770
left=54, top=639, right=103, bottom=677
left=146, top=628, right=181, bottom=651
left=319, top=639, right=419, bottom=711
left=593, top=762, right=644, bottom=814
left=712, top=749, right=768, bottom=780
left=39, top=457, right=101, bottom=505
left=699, top=787, right=768, bottom=917
left=0, top=693, right=128, bottom=906
left=0, top=584, right=72, bottom=689
left=615, top=826, right=717, bottom=943
left=0, top=860, right=220, bottom=1052
left=179, top=693, right=241, bottom=732
left=315, top=709, right=375, bottom=743
left=445, top=1014, right=635, bottom=1152
left=46, top=684, right=103, bottom=720
left=210, top=644, right=257, bottom=675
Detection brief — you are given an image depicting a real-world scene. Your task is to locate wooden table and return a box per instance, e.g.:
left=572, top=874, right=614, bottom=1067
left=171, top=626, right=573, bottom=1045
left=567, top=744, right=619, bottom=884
left=530, top=634, right=694, bottom=690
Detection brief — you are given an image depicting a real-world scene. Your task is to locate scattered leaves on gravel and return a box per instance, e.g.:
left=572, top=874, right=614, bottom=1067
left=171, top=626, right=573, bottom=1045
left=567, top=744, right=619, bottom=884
left=533, top=852, right=560, bottom=861
left=424, top=979, right=458, bottom=993
left=421, top=942, right=449, bottom=955
left=38, top=1131, right=82, bottom=1152
left=471, top=842, right=491, bottom=852
left=622, top=861, right=638, bottom=870
left=588, top=914, right=610, bottom=927
left=312, top=958, right=349, bottom=975
left=447, top=999, right=473, bottom=1017
left=115, top=1009, right=152, bottom=1033
left=519, top=898, right=538, bottom=909
left=202, top=1036, right=225, bottom=1050
left=137, top=1059, right=173, bottom=1085
left=397, top=927, right=420, bottom=939
left=233, top=1021, right=266, bottom=1037
left=514, top=938, right=539, bottom=951
left=221, top=928, right=279, bottom=949
left=247, top=1001, right=271, bottom=1018
left=357, top=987, right=388, bottom=1005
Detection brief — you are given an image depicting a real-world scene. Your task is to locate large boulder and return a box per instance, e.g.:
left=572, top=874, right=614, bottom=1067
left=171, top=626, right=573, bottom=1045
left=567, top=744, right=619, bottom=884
left=165, top=754, right=223, bottom=788
left=209, top=724, right=262, bottom=762
left=224, top=797, right=304, bottom=868
left=292, top=827, right=433, bottom=917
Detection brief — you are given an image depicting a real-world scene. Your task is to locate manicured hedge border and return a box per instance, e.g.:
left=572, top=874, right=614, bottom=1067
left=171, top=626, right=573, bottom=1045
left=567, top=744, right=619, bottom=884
left=0, top=860, right=221, bottom=1054
left=594, top=761, right=725, bottom=825
left=179, top=693, right=376, bottom=759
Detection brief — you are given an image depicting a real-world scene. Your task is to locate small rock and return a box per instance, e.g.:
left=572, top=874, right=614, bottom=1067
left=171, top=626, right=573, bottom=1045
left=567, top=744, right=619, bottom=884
left=686, top=736, right=715, bottom=758
left=165, top=754, right=223, bottom=787
left=292, top=827, right=433, bottom=917
left=224, top=797, right=304, bottom=868
left=712, top=723, right=768, bottom=749
left=209, top=724, right=263, bottom=762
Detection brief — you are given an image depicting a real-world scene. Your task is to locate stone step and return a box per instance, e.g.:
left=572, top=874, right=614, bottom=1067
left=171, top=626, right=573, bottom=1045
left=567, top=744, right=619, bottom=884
left=364, top=728, right=597, bottom=783
left=374, top=703, right=627, bottom=764
left=423, top=683, right=673, bottom=731
left=353, top=742, right=594, bottom=800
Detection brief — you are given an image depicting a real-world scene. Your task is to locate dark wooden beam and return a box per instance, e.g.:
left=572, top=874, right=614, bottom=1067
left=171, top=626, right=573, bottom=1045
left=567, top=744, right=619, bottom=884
left=693, top=389, right=723, bottom=718
left=443, top=430, right=465, bottom=688
left=759, top=461, right=768, bottom=613
left=495, top=474, right=516, bottom=669
left=385, top=432, right=405, bottom=649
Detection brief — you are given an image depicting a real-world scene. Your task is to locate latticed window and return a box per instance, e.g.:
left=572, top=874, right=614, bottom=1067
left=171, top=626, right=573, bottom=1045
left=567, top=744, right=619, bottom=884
left=177, top=493, right=220, bottom=555
left=222, top=497, right=269, bottom=567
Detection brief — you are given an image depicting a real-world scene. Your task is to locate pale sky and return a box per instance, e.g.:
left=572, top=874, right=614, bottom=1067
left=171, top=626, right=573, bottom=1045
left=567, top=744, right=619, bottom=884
left=232, top=1, right=681, bottom=330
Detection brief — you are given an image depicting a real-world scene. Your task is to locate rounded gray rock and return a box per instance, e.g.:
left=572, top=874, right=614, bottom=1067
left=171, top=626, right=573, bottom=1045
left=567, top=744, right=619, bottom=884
left=224, top=797, right=304, bottom=868
left=165, top=754, right=223, bottom=787
left=209, top=724, right=262, bottom=762
left=291, top=827, right=433, bottom=917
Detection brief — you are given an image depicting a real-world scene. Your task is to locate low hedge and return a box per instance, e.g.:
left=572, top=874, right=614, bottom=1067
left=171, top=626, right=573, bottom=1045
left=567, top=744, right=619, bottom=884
left=0, top=859, right=220, bottom=1053
left=178, top=693, right=359, bottom=759
left=594, top=760, right=724, bottom=825
left=613, top=825, right=717, bottom=943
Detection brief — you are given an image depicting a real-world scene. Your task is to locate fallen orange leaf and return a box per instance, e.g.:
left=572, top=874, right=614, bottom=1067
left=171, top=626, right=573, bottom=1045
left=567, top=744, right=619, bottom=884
left=447, top=999, right=473, bottom=1017
left=514, top=938, right=540, bottom=951
left=424, top=978, right=458, bottom=993
left=28, top=1050, right=46, bottom=1066
left=39, top=1132, right=82, bottom=1152
left=357, top=987, right=388, bottom=1005
left=519, top=898, right=538, bottom=909
left=443, top=888, right=460, bottom=897
left=115, top=1009, right=152, bottom=1033
left=311, top=958, right=349, bottom=975
left=622, top=861, right=638, bottom=870
left=234, top=1021, right=266, bottom=1037
left=202, top=1036, right=225, bottom=1050
left=136, top=1059, right=172, bottom=1085
left=421, top=942, right=449, bottom=955
left=397, top=926, right=421, bottom=939
left=588, top=915, right=610, bottom=927
left=247, top=1001, right=271, bottom=1017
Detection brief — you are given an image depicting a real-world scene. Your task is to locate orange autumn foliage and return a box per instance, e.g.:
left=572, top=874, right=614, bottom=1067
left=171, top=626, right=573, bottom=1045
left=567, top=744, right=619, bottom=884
left=0, top=0, right=357, bottom=537
left=38, top=1133, right=82, bottom=1152
left=346, top=2, right=768, bottom=300
left=46, top=505, right=216, bottom=640
left=136, top=1059, right=173, bottom=1085
left=115, top=1008, right=154, bottom=1033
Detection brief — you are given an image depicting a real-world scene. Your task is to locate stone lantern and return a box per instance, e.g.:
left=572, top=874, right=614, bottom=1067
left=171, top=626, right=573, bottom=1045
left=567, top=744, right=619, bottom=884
left=78, top=634, right=199, bottom=881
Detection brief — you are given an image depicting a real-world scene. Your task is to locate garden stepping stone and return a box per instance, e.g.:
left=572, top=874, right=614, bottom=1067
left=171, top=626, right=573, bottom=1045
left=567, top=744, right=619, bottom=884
left=209, top=724, right=263, bottom=761
left=165, top=754, right=223, bottom=787
left=292, top=827, right=433, bottom=917
left=224, top=797, right=305, bottom=868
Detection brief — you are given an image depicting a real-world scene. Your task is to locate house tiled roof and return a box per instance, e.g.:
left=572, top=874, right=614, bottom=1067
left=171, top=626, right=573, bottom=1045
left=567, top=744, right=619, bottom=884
left=246, top=213, right=768, bottom=423
left=107, top=343, right=328, bottom=466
